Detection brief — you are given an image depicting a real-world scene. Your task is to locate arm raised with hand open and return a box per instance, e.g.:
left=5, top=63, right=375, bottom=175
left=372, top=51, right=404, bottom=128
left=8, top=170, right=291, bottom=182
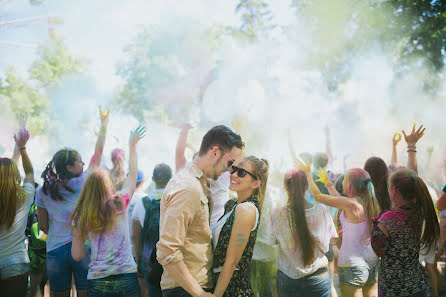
left=403, top=124, right=425, bottom=174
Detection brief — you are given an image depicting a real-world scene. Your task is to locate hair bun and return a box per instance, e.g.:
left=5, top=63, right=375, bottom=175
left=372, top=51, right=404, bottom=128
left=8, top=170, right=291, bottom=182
left=261, top=158, right=269, bottom=169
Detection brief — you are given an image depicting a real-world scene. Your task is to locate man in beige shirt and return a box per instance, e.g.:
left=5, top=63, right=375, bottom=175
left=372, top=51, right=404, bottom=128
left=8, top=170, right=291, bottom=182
left=157, top=125, right=244, bottom=297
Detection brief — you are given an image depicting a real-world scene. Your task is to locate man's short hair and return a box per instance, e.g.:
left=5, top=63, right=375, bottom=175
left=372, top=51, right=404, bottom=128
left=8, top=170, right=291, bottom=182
left=152, top=163, right=172, bottom=185
left=313, top=153, right=329, bottom=169
left=198, top=125, right=244, bottom=156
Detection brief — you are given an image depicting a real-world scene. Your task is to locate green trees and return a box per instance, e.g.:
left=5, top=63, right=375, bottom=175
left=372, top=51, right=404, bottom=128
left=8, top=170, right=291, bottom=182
left=0, top=33, right=85, bottom=134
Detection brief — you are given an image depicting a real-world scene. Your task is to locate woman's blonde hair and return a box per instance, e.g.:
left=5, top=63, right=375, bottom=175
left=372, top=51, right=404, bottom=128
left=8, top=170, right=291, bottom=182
left=243, top=156, right=269, bottom=210
left=70, top=169, right=125, bottom=240
left=0, top=158, right=27, bottom=229
left=345, top=168, right=381, bottom=227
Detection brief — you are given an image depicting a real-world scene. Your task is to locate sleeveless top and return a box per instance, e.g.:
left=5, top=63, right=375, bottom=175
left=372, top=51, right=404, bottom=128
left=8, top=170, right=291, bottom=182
left=212, top=195, right=260, bottom=297
left=338, top=211, right=369, bottom=268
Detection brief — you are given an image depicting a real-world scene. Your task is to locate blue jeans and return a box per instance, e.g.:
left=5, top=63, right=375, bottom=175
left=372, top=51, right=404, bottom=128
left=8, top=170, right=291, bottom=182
left=276, top=268, right=331, bottom=297
left=87, top=273, right=138, bottom=297
left=147, top=282, right=163, bottom=297
left=46, top=242, right=90, bottom=291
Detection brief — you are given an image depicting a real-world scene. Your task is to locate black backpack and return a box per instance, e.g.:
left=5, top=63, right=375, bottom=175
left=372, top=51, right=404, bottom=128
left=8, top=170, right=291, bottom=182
left=141, top=197, right=163, bottom=288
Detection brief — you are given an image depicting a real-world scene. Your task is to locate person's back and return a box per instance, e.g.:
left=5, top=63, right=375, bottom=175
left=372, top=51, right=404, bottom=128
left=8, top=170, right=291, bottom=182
left=36, top=172, right=88, bottom=252
left=0, top=183, right=35, bottom=263
left=0, top=128, right=35, bottom=297
left=373, top=210, right=426, bottom=296
left=88, top=197, right=136, bottom=279
left=270, top=203, right=336, bottom=278
left=338, top=210, right=369, bottom=268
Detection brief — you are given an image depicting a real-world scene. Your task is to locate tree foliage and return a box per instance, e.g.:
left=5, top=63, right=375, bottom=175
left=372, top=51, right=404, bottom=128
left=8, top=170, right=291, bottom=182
left=29, top=33, right=85, bottom=88
left=291, top=0, right=446, bottom=92
left=113, top=24, right=223, bottom=122
left=235, top=0, right=275, bottom=39
left=0, top=33, right=85, bottom=134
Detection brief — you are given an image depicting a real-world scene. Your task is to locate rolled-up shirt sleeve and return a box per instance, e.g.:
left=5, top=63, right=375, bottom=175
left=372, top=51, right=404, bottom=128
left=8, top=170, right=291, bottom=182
left=157, top=186, right=201, bottom=266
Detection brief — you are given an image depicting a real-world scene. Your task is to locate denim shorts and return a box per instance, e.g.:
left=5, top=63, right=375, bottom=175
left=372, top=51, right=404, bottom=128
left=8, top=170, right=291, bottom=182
left=338, top=264, right=379, bottom=287
left=276, top=267, right=331, bottom=297
left=46, top=242, right=90, bottom=291
left=0, top=263, right=29, bottom=280
left=88, top=273, right=138, bottom=297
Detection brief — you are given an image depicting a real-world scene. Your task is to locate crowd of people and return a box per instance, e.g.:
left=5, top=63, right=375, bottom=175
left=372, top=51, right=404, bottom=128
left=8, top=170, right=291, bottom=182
left=0, top=108, right=445, bottom=297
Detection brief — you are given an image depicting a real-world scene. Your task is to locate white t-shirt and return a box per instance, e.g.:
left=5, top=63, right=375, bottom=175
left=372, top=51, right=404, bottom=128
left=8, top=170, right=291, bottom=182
left=87, top=192, right=137, bottom=279
left=0, top=183, right=35, bottom=267
left=209, top=172, right=230, bottom=230
left=128, top=191, right=147, bottom=233
left=131, top=188, right=164, bottom=227
left=266, top=203, right=338, bottom=279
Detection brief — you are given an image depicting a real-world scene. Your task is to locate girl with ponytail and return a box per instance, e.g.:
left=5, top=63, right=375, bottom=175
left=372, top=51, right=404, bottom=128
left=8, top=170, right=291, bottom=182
left=35, top=107, right=109, bottom=297
left=370, top=123, right=439, bottom=297
left=295, top=158, right=380, bottom=297
left=212, top=156, right=268, bottom=297
left=266, top=169, right=337, bottom=297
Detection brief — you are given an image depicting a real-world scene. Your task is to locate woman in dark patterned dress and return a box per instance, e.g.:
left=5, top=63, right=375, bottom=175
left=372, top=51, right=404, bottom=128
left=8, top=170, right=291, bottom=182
left=371, top=168, right=439, bottom=297
left=211, top=156, right=269, bottom=297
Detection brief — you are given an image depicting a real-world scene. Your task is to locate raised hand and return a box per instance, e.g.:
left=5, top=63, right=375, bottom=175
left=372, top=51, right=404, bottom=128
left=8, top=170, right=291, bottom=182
left=129, top=125, right=146, bottom=148
left=14, top=129, right=30, bottom=149
left=294, top=157, right=311, bottom=174
left=393, top=133, right=401, bottom=146
left=315, top=168, right=330, bottom=185
left=99, top=106, right=110, bottom=127
left=402, top=124, right=425, bottom=146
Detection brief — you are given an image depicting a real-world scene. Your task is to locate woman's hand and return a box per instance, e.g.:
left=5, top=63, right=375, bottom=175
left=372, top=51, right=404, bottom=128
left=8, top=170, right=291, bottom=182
left=402, top=124, right=425, bottom=146
left=392, top=132, right=401, bottom=146
left=294, top=157, right=311, bottom=175
left=99, top=106, right=110, bottom=127
left=315, top=168, right=330, bottom=186
left=14, top=129, right=30, bottom=149
left=129, top=125, right=146, bottom=148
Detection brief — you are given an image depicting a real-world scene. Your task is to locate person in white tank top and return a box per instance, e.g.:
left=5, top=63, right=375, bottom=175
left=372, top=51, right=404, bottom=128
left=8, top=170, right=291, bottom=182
left=295, top=158, right=380, bottom=297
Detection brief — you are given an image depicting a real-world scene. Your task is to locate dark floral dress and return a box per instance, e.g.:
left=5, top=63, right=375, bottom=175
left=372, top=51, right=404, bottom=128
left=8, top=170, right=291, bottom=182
left=370, top=210, right=427, bottom=297
left=213, top=195, right=260, bottom=297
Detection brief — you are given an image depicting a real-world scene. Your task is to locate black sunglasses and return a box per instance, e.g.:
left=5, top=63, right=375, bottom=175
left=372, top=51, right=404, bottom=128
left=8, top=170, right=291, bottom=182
left=230, top=165, right=257, bottom=180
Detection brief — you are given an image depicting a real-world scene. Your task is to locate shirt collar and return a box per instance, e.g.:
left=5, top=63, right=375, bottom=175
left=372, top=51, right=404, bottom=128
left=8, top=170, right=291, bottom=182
left=187, top=162, right=205, bottom=179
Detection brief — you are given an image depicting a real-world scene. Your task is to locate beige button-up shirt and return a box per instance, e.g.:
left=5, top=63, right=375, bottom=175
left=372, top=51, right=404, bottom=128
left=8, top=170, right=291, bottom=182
left=156, top=162, right=214, bottom=290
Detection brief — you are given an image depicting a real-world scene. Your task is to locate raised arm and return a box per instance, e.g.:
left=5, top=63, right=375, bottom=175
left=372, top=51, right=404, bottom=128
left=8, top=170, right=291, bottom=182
left=124, top=126, right=145, bottom=200
left=88, top=106, right=109, bottom=172
left=12, top=114, right=27, bottom=164
left=214, top=204, right=256, bottom=297
left=391, top=133, right=401, bottom=164
left=315, top=168, right=341, bottom=197
left=176, top=123, right=193, bottom=173
left=14, top=128, right=34, bottom=185
left=402, top=124, right=425, bottom=174
left=295, top=158, right=357, bottom=212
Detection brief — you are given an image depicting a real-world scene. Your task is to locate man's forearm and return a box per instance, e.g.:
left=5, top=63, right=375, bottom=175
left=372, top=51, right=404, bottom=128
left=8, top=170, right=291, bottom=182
left=163, top=260, right=206, bottom=297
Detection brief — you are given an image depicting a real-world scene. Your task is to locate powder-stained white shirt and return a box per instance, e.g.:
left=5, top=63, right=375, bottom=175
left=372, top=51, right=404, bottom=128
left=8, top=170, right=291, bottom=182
left=266, top=203, right=337, bottom=279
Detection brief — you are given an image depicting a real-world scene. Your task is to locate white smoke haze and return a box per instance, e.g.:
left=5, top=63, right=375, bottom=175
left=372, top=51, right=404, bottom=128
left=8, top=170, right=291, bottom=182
left=2, top=0, right=446, bottom=198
